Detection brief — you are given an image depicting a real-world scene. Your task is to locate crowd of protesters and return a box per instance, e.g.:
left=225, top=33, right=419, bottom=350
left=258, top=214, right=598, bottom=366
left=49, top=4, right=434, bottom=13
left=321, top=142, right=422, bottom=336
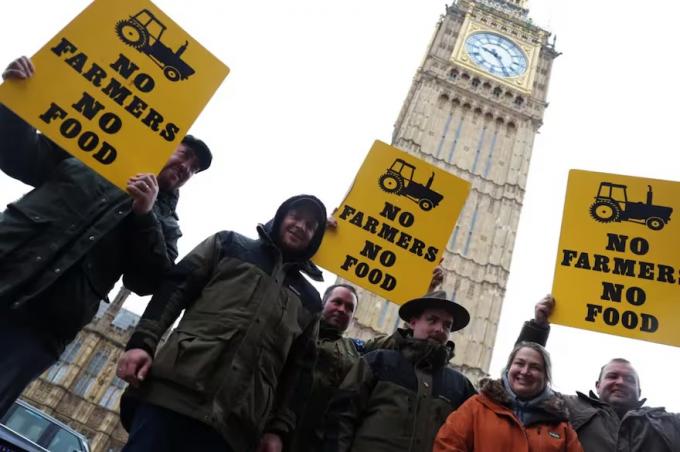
left=2, top=56, right=680, bottom=452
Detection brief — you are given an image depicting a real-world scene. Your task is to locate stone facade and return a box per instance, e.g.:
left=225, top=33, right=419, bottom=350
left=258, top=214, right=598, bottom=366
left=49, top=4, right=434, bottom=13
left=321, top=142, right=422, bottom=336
left=20, top=288, right=137, bottom=452
left=347, top=0, right=558, bottom=383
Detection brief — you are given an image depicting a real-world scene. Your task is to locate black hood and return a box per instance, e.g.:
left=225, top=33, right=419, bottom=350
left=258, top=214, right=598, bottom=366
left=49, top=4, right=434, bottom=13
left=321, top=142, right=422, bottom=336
left=261, top=194, right=327, bottom=262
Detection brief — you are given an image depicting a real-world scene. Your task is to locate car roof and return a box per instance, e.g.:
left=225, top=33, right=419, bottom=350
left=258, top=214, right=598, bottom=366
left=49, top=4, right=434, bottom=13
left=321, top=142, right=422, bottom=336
left=13, top=400, right=90, bottom=447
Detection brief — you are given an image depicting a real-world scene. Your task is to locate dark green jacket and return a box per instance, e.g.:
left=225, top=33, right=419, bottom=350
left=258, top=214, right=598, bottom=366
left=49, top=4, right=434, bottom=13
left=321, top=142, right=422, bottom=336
left=322, top=335, right=476, bottom=452
left=0, top=104, right=180, bottom=349
left=362, top=328, right=406, bottom=353
left=566, top=391, right=680, bottom=452
left=122, top=196, right=326, bottom=452
left=518, top=320, right=680, bottom=451
left=288, top=320, right=362, bottom=452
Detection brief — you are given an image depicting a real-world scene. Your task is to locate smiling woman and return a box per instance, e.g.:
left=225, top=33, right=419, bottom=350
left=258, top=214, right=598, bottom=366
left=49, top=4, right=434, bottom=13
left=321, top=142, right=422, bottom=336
left=506, top=342, right=550, bottom=400
left=434, top=342, right=584, bottom=452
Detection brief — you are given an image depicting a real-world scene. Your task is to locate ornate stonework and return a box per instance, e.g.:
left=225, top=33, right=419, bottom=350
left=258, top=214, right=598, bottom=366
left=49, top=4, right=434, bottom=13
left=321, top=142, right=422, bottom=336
left=346, top=0, right=558, bottom=383
left=20, top=288, right=137, bottom=452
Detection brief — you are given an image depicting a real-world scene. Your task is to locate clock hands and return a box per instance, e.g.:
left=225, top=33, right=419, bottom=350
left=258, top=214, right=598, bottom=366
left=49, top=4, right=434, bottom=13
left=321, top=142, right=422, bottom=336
left=467, top=34, right=526, bottom=77
left=481, top=46, right=504, bottom=64
left=479, top=45, right=513, bottom=76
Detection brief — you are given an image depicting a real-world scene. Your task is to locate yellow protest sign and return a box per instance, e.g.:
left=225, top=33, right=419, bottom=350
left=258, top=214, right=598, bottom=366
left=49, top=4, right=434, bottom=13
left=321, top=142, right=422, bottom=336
left=552, top=169, right=680, bottom=347
left=314, top=140, right=470, bottom=304
left=0, top=0, right=229, bottom=190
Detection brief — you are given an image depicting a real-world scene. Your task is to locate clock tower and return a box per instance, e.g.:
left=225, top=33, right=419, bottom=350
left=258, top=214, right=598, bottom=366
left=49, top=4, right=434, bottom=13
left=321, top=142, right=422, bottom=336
left=346, top=0, right=558, bottom=381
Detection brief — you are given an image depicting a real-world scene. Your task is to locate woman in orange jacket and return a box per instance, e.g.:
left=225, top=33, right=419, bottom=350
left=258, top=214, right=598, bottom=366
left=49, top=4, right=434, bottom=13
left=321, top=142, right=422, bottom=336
left=434, top=342, right=583, bottom=452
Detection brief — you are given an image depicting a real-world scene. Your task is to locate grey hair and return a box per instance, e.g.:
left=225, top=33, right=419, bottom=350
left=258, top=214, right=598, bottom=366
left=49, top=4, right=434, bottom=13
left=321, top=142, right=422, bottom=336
left=504, top=341, right=552, bottom=384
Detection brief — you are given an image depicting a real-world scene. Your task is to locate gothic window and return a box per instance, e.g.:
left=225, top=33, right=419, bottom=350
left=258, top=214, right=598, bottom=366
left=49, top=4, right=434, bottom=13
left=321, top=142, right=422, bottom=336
left=472, top=107, right=483, bottom=125
left=493, top=87, right=502, bottom=97
left=448, top=69, right=458, bottom=80
left=45, top=338, right=83, bottom=384
left=471, top=78, right=480, bottom=88
left=99, top=376, right=127, bottom=410
left=73, top=350, right=110, bottom=397
left=514, top=96, right=524, bottom=106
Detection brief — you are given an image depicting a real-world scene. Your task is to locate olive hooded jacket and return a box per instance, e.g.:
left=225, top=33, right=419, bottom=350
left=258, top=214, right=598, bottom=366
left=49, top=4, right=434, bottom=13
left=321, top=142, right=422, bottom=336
left=322, top=332, right=475, bottom=452
left=121, top=195, right=327, bottom=452
left=288, top=320, right=363, bottom=452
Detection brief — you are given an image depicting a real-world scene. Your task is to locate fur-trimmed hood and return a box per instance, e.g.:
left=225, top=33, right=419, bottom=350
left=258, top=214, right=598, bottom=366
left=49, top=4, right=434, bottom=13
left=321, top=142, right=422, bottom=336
left=479, top=378, right=569, bottom=426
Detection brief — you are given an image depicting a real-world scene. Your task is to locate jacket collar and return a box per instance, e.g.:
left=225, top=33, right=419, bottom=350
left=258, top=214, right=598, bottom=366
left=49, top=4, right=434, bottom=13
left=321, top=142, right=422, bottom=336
left=569, top=390, right=653, bottom=429
left=399, top=335, right=451, bottom=369
left=480, top=378, right=569, bottom=426
left=156, top=189, right=179, bottom=214
left=390, top=328, right=456, bottom=357
left=582, top=390, right=647, bottom=410
left=319, top=319, right=344, bottom=340
left=256, top=223, right=324, bottom=282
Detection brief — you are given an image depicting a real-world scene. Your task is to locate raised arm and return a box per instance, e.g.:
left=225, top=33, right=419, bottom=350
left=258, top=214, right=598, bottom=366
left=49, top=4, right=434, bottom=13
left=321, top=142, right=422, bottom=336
left=515, top=294, right=554, bottom=347
left=122, top=190, right=181, bottom=295
left=0, top=57, right=69, bottom=186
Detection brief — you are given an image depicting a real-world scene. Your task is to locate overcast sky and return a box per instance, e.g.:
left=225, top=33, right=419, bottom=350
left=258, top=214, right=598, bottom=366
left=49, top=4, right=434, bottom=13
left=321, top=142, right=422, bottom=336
left=2, top=1, right=679, bottom=411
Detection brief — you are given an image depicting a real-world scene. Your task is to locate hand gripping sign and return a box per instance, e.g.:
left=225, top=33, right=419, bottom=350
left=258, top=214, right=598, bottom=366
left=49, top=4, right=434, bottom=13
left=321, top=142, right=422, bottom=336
left=314, top=140, right=470, bottom=304
left=552, top=169, right=680, bottom=347
left=0, top=0, right=229, bottom=190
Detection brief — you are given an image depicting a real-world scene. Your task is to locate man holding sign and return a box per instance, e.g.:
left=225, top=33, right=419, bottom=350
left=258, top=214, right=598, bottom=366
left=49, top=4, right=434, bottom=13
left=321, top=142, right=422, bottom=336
left=517, top=296, right=680, bottom=451
left=0, top=57, right=212, bottom=416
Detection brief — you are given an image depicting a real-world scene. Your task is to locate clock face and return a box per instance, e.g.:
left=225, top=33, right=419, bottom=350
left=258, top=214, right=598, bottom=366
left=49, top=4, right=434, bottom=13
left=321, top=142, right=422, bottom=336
left=465, top=32, right=527, bottom=78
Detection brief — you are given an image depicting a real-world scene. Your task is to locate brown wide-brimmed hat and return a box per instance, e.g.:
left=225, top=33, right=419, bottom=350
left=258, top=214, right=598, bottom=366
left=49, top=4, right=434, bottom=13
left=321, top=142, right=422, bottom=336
left=398, top=290, right=470, bottom=332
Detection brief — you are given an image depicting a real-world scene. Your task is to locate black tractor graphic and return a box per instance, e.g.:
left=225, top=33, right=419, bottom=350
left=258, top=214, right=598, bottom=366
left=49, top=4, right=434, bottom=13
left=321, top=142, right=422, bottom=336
left=378, top=159, right=444, bottom=211
left=589, top=182, right=673, bottom=231
left=115, top=9, right=195, bottom=82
